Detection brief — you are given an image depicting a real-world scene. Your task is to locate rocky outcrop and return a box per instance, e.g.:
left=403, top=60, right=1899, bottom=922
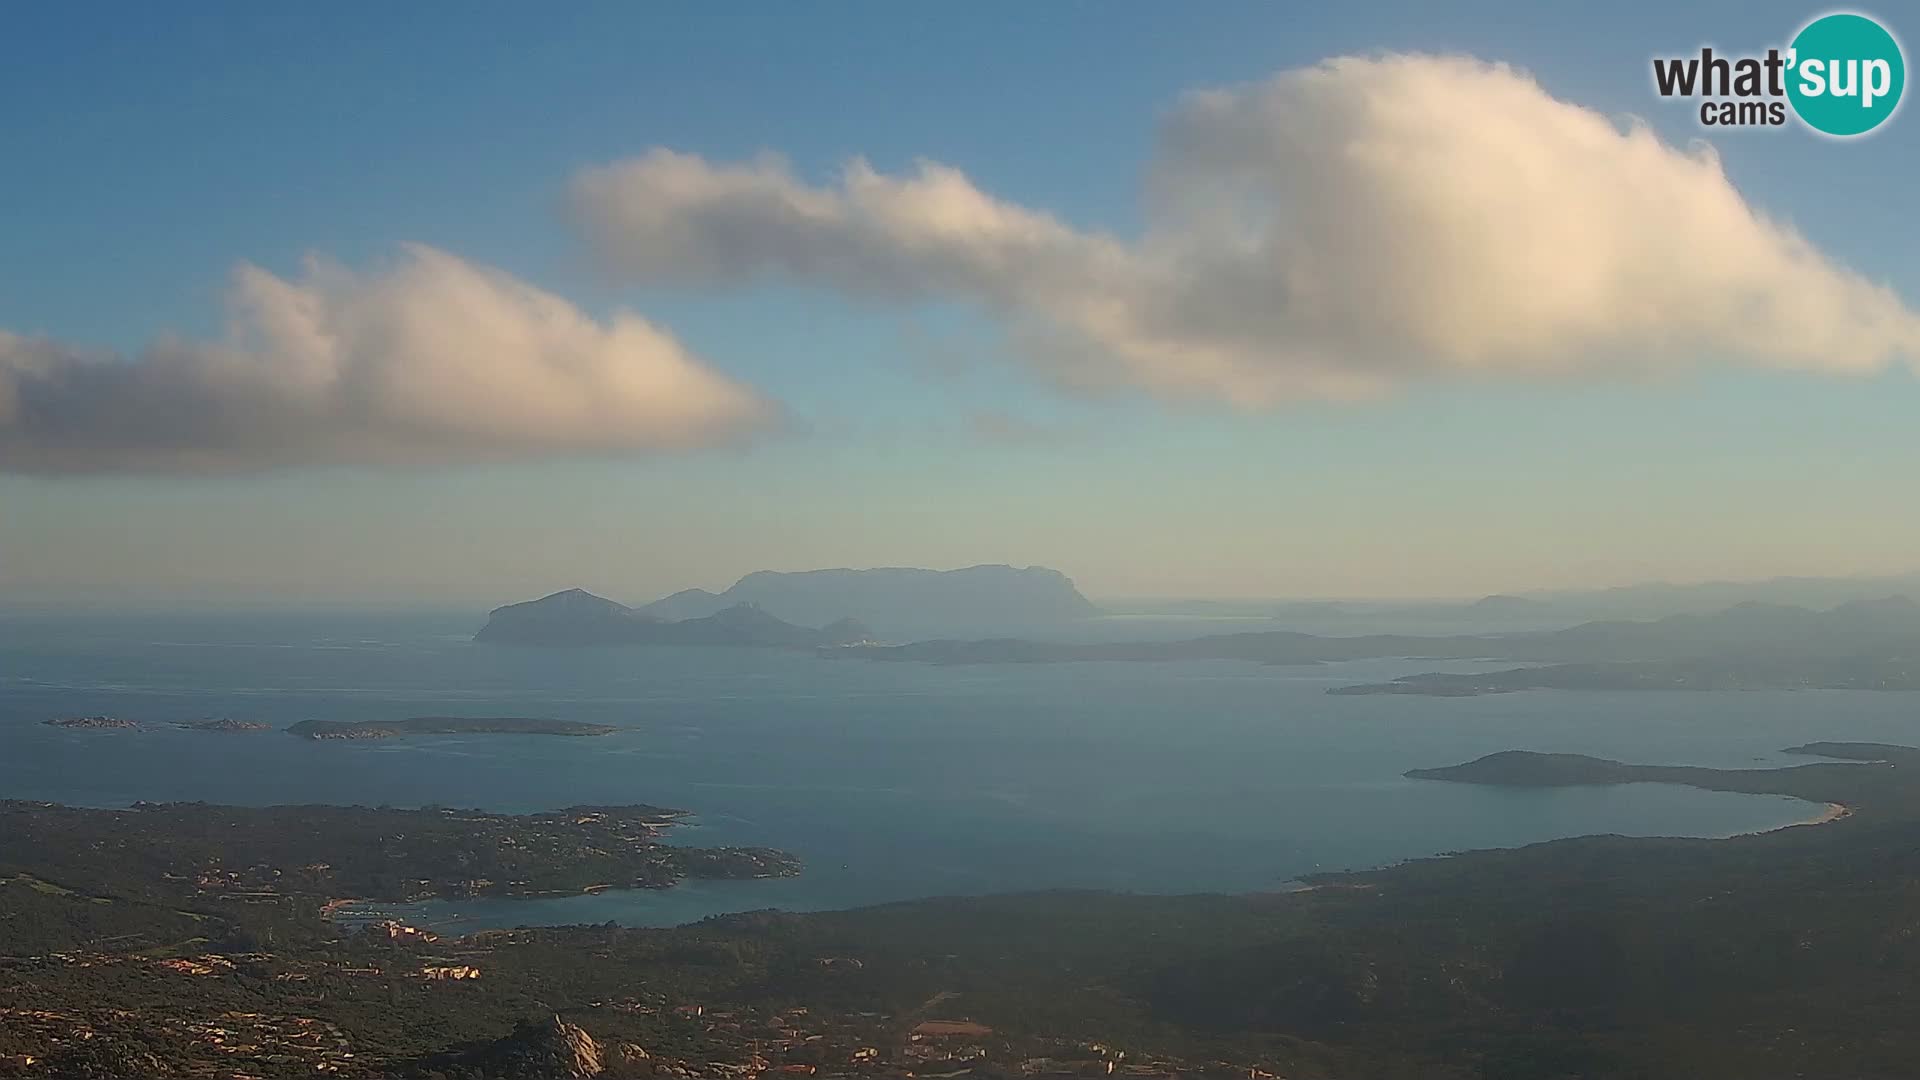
left=473, top=1015, right=605, bottom=1078
left=456, top=1015, right=657, bottom=1079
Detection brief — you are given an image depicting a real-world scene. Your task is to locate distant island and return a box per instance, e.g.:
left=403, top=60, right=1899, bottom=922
left=1331, top=656, right=1920, bottom=696
left=843, top=597, right=1920, bottom=697
left=479, top=564, right=1102, bottom=645
left=41, top=716, right=283, bottom=732
left=475, top=589, right=871, bottom=648
left=636, top=563, right=1102, bottom=635
left=830, top=630, right=1491, bottom=666
left=286, top=716, right=618, bottom=740
left=43, top=715, right=140, bottom=730
left=172, top=718, right=274, bottom=732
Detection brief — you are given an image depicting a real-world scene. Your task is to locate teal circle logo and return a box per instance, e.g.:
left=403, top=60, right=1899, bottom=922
left=1787, top=12, right=1905, bottom=136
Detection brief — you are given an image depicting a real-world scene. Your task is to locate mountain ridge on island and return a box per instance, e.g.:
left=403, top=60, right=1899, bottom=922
left=634, top=564, right=1101, bottom=635
left=475, top=589, right=872, bottom=648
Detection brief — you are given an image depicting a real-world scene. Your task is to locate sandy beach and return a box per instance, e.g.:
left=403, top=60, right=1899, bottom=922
left=1806, top=802, right=1853, bottom=826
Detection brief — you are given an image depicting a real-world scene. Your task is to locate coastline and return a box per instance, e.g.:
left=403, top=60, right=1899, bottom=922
left=1792, top=801, right=1853, bottom=829
left=1725, top=798, right=1851, bottom=839
left=1732, top=798, right=1851, bottom=839
left=368, top=784, right=1834, bottom=935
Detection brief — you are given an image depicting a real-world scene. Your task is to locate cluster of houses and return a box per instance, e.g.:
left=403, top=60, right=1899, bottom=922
left=0, top=1006, right=358, bottom=1077
left=156, top=955, right=237, bottom=977
left=369, top=918, right=439, bottom=944
left=419, top=964, right=481, bottom=981
left=577, top=997, right=1294, bottom=1080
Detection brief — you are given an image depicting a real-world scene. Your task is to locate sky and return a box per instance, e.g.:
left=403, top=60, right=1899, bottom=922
left=3, top=1, right=1918, bottom=607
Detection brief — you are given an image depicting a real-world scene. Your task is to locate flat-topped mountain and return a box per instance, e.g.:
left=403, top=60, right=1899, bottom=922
left=1469, top=593, right=1545, bottom=614
left=636, top=564, right=1100, bottom=634
left=476, top=589, right=871, bottom=648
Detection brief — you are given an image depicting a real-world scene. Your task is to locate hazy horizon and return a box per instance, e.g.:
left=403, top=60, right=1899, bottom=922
left=6, top=562, right=1920, bottom=616
left=6, top=3, right=1919, bottom=606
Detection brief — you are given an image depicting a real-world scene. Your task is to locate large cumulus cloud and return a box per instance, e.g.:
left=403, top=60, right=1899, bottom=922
left=570, top=54, right=1920, bottom=404
left=0, top=245, right=775, bottom=473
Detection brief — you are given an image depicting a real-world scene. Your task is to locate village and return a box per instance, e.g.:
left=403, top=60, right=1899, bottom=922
left=573, top=999, right=1291, bottom=1080
left=0, top=1002, right=358, bottom=1077
left=0, top=928, right=1300, bottom=1080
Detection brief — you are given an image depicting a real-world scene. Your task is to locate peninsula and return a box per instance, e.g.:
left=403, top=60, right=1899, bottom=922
left=1404, top=741, right=1919, bottom=816
left=0, top=798, right=798, bottom=914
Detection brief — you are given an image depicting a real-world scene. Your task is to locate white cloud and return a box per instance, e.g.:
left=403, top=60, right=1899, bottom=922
left=0, top=245, right=775, bottom=473
left=570, top=54, right=1920, bottom=405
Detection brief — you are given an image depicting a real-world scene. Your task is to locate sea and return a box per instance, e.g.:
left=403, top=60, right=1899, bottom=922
left=3, top=610, right=1912, bottom=932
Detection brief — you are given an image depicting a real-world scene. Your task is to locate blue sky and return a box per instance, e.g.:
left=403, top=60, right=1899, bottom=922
left=2, top=2, right=1917, bottom=606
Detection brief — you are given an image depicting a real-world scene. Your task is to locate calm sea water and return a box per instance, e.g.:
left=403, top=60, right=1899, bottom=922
left=3, top=611, right=1912, bottom=930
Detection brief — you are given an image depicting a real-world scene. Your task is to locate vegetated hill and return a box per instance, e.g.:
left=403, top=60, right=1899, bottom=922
left=474, top=588, right=658, bottom=646
left=639, top=586, right=725, bottom=622
left=635, top=564, right=1101, bottom=634
left=475, top=589, right=870, bottom=648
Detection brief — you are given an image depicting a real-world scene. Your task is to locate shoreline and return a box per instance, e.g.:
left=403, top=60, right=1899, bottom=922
left=1796, top=801, right=1853, bottom=828
left=1736, top=800, right=1852, bottom=839
left=366, top=790, right=1839, bottom=935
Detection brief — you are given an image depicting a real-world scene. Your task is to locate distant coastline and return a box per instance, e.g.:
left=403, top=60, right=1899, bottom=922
left=286, top=716, right=618, bottom=740
left=841, top=598, right=1920, bottom=698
